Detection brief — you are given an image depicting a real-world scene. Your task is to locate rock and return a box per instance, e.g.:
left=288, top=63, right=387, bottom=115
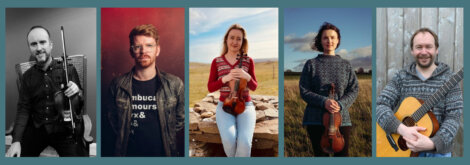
left=253, top=119, right=278, bottom=141
left=191, top=131, right=203, bottom=134
left=193, top=106, right=203, bottom=113
left=201, top=96, right=214, bottom=103
left=210, top=115, right=216, bottom=121
left=252, top=138, right=277, bottom=150
left=264, top=109, right=278, bottom=118
left=256, top=110, right=266, bottom=122
left=201, top=111, right=214, bottom=118
left=256, top=103, right=271, bottom=110
left=207, top=92, right=220, bottom=100
left=191, top=133, right=221, bottom=143
left=189, top=141, right=209, bottom=157
left=189, top=111, right=201, bottom=131
left=190, top=94, right=279, bottom=157
left=261, top=97, right=268, bottom=102
left=269, top=100, right=278, bottom=105
left=198, top=119, right=219, bottom=134
left=251, top=95, right=263, bottom=101
left=193, top=101, right=217, bottom=113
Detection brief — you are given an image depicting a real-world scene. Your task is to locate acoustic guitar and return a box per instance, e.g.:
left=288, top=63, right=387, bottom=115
left=376, top=68, right=463, bottom=157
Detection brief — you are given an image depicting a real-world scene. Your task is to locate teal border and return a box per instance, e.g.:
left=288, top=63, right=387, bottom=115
left=0, top=0, right=468, bottom=165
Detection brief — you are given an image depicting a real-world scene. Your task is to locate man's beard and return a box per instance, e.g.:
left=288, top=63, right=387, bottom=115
left=135, top=54, right=155, bottom=68
left=34, top=51, right=51, bottom=67
left=416, top=53, right=435, bottom=68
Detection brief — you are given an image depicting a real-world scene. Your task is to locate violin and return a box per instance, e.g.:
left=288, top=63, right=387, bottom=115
left=222, top=51, right=247, bottom=116
left=53, top=26, right=81, bottom=134
left=320, top=83, right=345, bottom=154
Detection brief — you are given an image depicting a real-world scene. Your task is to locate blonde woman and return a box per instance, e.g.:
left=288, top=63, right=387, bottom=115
left=207, top=24, right=258, bottom=157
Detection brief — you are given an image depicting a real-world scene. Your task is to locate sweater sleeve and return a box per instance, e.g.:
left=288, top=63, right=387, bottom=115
left=207, top=58, right=224, bottom=93
left=430, top=83, right=463, bottom=153
left=376, top=72, right=403, bottom=134
left=337, top=65, right=359, bottom=112
left=247, top=57, right=257, bottom=91
left=299, top=59, right=328, bottom=108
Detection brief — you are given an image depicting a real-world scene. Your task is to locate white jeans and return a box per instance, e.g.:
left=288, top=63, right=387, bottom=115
left=216, top=102, right=256, bottom=157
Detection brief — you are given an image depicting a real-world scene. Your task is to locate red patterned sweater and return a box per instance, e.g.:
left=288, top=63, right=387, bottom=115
left=207, top=55, right=257, bottom=102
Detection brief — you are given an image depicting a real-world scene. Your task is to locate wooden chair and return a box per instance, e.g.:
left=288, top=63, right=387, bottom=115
left=5, top=55, right=93, bottom=157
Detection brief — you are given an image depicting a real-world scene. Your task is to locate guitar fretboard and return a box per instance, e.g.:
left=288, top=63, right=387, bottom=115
left=411, top=68, right=463, bottom=121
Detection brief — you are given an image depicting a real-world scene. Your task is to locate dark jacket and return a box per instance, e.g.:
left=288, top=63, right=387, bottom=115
left=107, top=68, right=184, bottom=156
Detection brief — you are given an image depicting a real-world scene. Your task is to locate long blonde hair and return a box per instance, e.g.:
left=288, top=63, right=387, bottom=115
left=221, top=24, right=248, bottom=56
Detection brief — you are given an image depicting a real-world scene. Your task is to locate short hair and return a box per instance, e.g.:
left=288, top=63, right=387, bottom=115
left=129, top=24, right=159, bottom=46
left=410, top=28, right=439, bottom=49
left=26, top=25, right=51, bottom=41
left=221, top=24, right=248, bottom=56
left=312, top=22, right=341, bottom=52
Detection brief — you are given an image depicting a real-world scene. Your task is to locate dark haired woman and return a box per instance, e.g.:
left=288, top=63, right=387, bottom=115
left=299, top=22, right=358, bottom=157
left=207, top=24, right=257, bottom=157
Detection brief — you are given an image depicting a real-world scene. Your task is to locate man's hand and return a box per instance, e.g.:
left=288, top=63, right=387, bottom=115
left=64, top=81, right=79, bottom=97
left=6, top=142, right=21, bottom=157
left=397, top=124, right=435, bottom=152
left=324, top=99, right=340, bottom=113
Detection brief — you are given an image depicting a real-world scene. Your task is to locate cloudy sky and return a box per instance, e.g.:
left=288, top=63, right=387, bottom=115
left=284, top=8, right=372, bottom=72
left=190, top=8, right=278, bottom=63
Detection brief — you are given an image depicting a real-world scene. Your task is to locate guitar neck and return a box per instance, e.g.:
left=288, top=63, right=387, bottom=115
left=412, top=68, right=463, bottom=121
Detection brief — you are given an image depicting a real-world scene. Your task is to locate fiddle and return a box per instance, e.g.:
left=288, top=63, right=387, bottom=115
left=53, top=26, right=81, bottom=134
left=222, top=51, right=247, bottom=116
left=320, top=83, right=345, bottom=154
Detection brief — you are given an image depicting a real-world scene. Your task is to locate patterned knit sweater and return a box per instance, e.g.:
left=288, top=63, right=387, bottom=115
left=299, top=54, right=359, bottom=126
left=207, top=56, right=257, bottom=102
left=376, top=62, right=463, bottom=153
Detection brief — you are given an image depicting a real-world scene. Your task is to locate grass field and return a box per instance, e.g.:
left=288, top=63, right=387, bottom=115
left=189, top=61, right=278, bottom=107
left=284, top=74, right=372, bottom=157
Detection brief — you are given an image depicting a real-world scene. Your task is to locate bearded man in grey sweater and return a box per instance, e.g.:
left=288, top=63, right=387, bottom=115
left=376, top=28, right=463, bottom=157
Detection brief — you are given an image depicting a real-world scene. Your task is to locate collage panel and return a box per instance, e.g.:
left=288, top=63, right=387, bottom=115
left=0, top=2, right=467, bottom=163
left=4, top=8, right=97, bottom=157
left=100, top=8, right=185, bottom=157
left=188, top=8, right=279, bottom=157
left=283, top=8, right=372, bottom=157
left=375, top=8, right=464, bottom=157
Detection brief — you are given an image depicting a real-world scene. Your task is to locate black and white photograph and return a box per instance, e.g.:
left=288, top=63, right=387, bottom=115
left=4, top=8, right=97, bottom=157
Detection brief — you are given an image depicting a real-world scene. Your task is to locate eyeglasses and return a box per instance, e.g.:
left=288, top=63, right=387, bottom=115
left=131, top=44, right=156, bottom=52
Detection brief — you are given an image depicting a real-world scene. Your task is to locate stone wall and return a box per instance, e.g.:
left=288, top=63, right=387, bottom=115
left=189, top=93, right=278, bottom=157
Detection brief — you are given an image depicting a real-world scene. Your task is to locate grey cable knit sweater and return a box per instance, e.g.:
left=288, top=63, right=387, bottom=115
left=376, top=62, right=463, bottom=153
left=299, top=54, right=359, bottom=126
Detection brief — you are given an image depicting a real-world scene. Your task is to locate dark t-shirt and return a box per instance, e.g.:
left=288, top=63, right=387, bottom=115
left=126, top=76, right=165, bottom=156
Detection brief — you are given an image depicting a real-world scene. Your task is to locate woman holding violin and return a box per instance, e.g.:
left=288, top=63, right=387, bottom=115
left=207, top=24, right=257, bottom=157
left=299, top=22, right=358, bottom=157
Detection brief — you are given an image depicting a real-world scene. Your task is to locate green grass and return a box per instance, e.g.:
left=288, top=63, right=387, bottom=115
left=189, top=61, right=279, bottom=107
left=284, top=75, right=372, bottom=157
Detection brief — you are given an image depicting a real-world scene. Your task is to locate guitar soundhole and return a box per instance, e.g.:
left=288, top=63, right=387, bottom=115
left=402, top=117, right=416, bottom=127
left=397, top=117, right=416, bottom=151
